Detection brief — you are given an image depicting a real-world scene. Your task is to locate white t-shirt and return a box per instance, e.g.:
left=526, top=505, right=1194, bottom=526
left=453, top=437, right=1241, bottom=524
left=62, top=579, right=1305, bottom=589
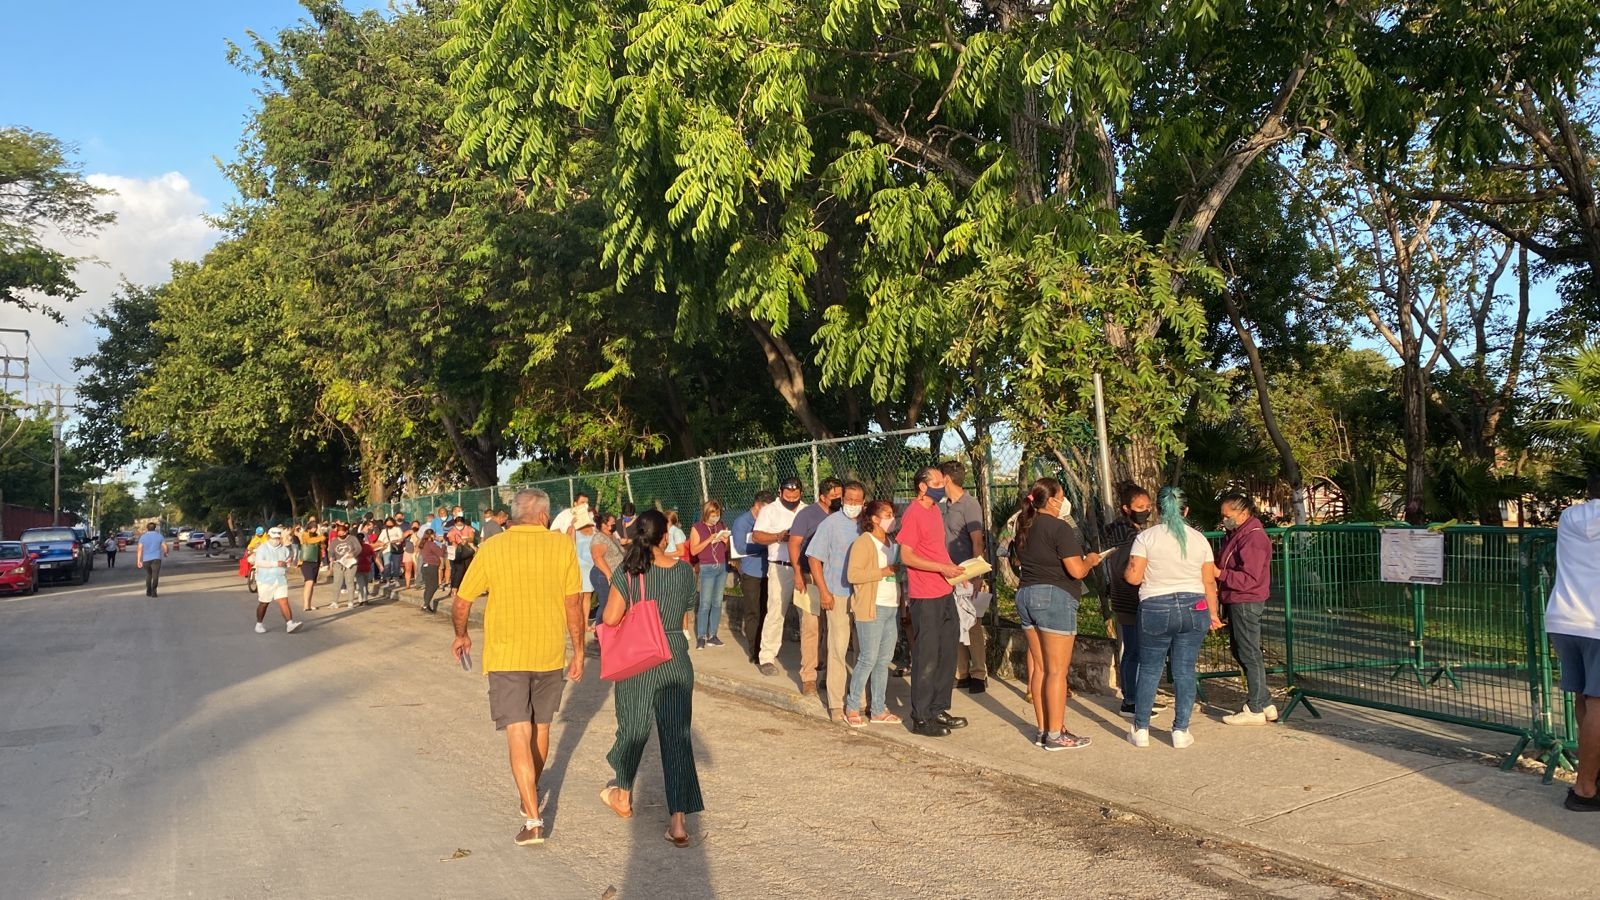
left=753, top=501, right=805, bottom=562
left=1547, top=499, right=1600, bottom=640
left=666, top=525, right=686, bottom=554
left=381, top=526, right=403, bottom=550
left=1129, top=524, right=1215, bottom=600
left=551, top=501, right=588, bottom=534
left=869, top=534, right=898, bottom=606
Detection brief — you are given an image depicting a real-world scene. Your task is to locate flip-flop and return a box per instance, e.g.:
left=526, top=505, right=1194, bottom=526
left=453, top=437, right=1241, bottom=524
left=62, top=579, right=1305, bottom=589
left=664, top=831, right=690, bottom=848
left=600, top=787, right=633, bottom=819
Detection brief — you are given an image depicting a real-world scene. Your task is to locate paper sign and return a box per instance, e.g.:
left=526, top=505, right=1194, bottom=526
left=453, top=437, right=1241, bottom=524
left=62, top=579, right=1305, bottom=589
left=946, top=557, right=993, bottom=586
left=1380, top=528, right=1445, bottom=585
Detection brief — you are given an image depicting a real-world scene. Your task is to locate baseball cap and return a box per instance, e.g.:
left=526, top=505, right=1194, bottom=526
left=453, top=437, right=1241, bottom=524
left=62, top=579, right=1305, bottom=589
left=267, top=527, right=284, bottom=538
left=780, top=477, right=803, bottom=491
left=255, top=526, right=265, bottom=535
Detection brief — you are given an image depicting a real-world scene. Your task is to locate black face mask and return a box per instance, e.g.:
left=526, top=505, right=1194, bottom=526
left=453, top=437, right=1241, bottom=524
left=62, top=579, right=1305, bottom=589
left=781, top=498, right=800, bottom=511
left=829, top=497, right=842, bottom=513
left=1129, top=509, right=1151, bottom=525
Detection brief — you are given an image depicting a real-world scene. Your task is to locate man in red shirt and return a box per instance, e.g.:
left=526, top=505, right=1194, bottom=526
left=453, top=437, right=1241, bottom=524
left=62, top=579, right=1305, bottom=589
left=896, top=466, right=970, bottom=737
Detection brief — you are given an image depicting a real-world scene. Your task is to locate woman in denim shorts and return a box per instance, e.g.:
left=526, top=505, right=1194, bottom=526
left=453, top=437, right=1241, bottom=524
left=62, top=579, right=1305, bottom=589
left=1012, top=477, right=1102, bottom=751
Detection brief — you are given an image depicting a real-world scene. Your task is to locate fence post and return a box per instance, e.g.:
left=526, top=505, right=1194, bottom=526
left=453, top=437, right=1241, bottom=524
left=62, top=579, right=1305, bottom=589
left=811, top=441, right=820, bottom=498
left=698, top=458, right=709, bottom=503
left=625, top=472, right=634, bottom=505
left=568, top=477, right=576, bottom=508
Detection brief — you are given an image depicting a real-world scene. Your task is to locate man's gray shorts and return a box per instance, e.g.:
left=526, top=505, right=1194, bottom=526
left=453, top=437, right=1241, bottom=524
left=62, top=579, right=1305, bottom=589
left=488, top=670, right=565, bottom=729
left=1552, top=633, right=1600, bottom=697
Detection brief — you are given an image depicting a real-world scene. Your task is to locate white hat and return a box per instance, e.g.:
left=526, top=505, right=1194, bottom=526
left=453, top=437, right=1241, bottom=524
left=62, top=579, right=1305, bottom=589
left=267, top=527, right=284, bottom=538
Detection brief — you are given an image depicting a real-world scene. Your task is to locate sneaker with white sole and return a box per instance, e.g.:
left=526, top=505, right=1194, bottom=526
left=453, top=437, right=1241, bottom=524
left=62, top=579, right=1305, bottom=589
left=1263, top=704, right=1279, bottom=722
left=1127, top=727, right=1150, bottom=748
left=286, top=620, right=303, bottom=634
left=1171, top=729, right=1194, bottom=749
left=254, top=622, right=267, bottom=634
left=1223, top=709, right=1268, bottom=726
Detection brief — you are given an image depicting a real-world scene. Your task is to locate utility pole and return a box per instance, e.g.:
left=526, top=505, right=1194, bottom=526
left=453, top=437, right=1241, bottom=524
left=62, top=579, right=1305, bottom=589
left=53, top=384, right=64, bottom=526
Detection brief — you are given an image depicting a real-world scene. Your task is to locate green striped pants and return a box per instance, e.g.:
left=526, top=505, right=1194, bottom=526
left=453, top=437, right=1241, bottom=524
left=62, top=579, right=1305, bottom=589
left=607, top=639, right=704, bottom=815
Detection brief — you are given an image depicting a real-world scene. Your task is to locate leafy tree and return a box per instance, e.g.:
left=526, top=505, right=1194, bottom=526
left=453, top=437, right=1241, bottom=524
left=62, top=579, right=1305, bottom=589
left=0, top=400, right=90, bottom=513
left=72, top=282, right=167, bottom=471
left=0, top=127, right=113, bottom=321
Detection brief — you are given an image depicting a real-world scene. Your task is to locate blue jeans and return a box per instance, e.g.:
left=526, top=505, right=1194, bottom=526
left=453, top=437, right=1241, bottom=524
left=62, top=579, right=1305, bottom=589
left=1135, top=593, right=1210, bottom=731
left=590, top=567, right=611, bottom=624
left=382, top=550, right=401, bottom=581
left=1117, top=615, right=1141, bottom=704
left=847, top=612, right=899, bottom=716
left=696, top=566, right=727, bottom=639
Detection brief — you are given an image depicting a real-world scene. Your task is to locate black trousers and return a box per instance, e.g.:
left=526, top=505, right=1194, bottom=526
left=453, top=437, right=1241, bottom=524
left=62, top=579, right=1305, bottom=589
left=145, top=560, right=162, bottom=596
left=739, top=572, right=767, bottom=662
left=908, top=594, right=958, bottom=723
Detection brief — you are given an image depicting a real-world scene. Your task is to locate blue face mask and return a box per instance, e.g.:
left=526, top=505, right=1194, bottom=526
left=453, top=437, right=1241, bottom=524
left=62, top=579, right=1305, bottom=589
left=925, top=486, right=947, bottom=503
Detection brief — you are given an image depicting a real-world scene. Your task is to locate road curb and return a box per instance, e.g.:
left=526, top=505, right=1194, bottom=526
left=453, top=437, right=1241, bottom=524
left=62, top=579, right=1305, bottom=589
left=689, top=671, right=1435, bottom=900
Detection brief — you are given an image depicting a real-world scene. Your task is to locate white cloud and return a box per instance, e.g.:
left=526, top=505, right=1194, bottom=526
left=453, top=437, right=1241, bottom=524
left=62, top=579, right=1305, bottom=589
left=0, top=172, right=220, bottom=405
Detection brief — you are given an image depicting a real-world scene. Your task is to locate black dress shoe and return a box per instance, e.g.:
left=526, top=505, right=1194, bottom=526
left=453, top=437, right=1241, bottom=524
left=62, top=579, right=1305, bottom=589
left=911, top=719, right=951, bottom=737
left=967, top=679, right=987, bottom=695
left=934, top=712, right=968, bottom=729
left=954, top=676, right=974, bottom=690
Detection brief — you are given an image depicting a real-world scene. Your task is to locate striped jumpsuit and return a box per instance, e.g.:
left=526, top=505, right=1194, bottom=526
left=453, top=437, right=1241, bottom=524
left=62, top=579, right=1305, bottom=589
left=608, top=562, right=704, bottom=815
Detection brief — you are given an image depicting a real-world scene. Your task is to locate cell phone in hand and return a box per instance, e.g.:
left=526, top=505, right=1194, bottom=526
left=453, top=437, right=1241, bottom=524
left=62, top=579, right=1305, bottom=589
left=459, top=649, right=472, bottom=671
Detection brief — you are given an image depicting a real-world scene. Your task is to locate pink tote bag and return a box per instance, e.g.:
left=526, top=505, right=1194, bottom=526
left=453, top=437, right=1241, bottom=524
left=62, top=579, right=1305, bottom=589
left=597, top=572, right=672, bottom=681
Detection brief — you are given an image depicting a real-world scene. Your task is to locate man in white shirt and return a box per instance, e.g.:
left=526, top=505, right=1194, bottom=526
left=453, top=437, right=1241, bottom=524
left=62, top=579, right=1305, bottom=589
left=135, top=523, right=168, bottom=597
left=550, top=493, right=590, bottom=536
left=752, top=477, right=806, bottom=676
left=1547, top=470, right=1600, bottom=812
left=252, top=528, right=304, bottom=634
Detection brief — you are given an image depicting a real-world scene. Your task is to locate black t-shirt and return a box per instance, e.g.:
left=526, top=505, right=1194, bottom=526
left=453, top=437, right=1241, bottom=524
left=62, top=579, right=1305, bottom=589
left=1015, top=514, right=1086, bottom=597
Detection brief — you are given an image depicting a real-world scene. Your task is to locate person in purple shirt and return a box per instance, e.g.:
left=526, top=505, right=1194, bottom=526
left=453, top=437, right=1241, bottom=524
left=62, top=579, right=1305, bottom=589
left=1216, top=492, right=1276, bottom=725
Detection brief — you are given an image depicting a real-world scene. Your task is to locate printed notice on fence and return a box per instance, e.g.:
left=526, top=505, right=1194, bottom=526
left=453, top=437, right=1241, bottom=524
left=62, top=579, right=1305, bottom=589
left=1380, top=528, right=1445, bottom=585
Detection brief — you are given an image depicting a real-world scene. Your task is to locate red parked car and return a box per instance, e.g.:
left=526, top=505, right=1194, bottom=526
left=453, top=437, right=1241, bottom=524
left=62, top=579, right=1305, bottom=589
left=0, top=541, right=39, bottom=595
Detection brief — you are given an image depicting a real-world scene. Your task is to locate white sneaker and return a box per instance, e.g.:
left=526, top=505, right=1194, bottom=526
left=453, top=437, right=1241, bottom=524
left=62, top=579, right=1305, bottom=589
left=286, top=620, right=303, bottom=634
left=1171, top=729, right=1194, bottom=749
left=1127, top=727, right=1150, bottom=748
left=254, top=622, right=267, bottom=634
left=1263, top=704, right=1279, bottom=722
left=1223, top=709, right=1268, bottom=726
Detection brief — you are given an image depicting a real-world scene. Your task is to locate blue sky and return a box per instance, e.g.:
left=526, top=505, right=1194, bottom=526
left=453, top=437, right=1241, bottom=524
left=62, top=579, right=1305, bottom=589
left=1, top=0, right=384, bottom=213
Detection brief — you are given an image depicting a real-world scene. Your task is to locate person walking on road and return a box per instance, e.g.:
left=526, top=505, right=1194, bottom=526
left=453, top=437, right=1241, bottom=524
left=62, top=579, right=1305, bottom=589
left=1012, top=477, right=1101, bottom=751
left=252, top=528, right=304, bottom=634
left=103, top=536, right=118, bottom=568
left=135, top=523, right=168, bottom=597
left=1546, top=469, right=1600, bottom=812
left=417, top=528, right=445, bottom=612
left=449, top=488, right=585, bottom=847
left=897, top=467, right=970, bottom=737
left=598, top=509, right=704, bottom=848
left=844, top=499, right=904, bottom=727
left=1124, top=486, right=1222, bottom=750
left=1216, top=492, right=1277, bottom=726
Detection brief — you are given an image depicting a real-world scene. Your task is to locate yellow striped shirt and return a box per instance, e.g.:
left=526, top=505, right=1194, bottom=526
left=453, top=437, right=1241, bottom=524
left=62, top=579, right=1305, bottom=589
left=456, top=525, right=582, bottom=673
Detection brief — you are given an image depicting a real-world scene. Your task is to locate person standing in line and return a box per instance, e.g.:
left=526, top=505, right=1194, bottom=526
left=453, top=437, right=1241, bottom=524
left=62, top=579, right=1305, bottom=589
left=597, top=510, right=704, bottom=848
left=1104, top=484, right=1166, bottom=717
left=355, top=532, right=377, bottom=605
left=663, top=510, right=687, bottom=557
left=401, top=521, right=420, bottom=589
left=807, top=481, right=866, bottom=721
left=297, top=516, right=325, bottom=612
left=616, top=502, right=640, bottom=547
left=940, top=461, right=990, bottom=695
left=380, top=517, right=405, bottom=584
left=843, top=500, right=905, bottom=726
left=753, top=478, right=808, bottom=678
left=480, top=508, right=507, bottom=541
left=689, top=500, right=732, bottom=649
left=1012, top=477, right=1101, bottom=751
left=550, top=493, right=590, bottom=536
left=730, top=491, right=773, bottom=663
left=448, top=515, right=479, bottom=591
left=897, top=467, right=970, bottom=737
left=589, top=512, right=625, bottom=626
left=328, top=523, right=364, bottom=610
left=135, top=522, right=168, bottom=597
left=251, top=528, right=304, bottom=634
left=449, top=488, right=585, bottom=847
left=1216, top=492, right=1278, bottom=726
left=1124, top=486, right=1222, bottom=750
left=788, top=478, right=843, bottom=695
left=1545, top=469, right=1600, bottom=812
left=417, top=528, right=446, bottom=612
left=573, top=508, right=598, bottom=614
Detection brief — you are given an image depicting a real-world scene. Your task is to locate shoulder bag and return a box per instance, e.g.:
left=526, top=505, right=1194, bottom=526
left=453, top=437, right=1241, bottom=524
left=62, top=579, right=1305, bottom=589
left=597, top=571, right=673, bottom=681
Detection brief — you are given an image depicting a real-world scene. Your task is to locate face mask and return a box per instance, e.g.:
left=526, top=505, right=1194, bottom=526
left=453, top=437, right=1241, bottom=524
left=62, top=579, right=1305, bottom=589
left=706, top=515, right=721, bottom=526
left=781, top=498, right=800, bottom=511
left=1130, top=509, right=1151, bottom=525
left=1056, top=497, right=1073, bottom=520
left=829, top=497, right=843, bottom=513
left=842, top=503, right=864, bottom=519
left=1221, top=514, right=1240, bottom=532
left=925, top=486, right=947, bottom=503
left=879, top=517, right=897, bottom=532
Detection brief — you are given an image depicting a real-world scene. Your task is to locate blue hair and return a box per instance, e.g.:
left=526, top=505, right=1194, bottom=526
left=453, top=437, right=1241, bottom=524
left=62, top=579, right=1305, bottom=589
left=1158, top=485, right=1189, bottom=558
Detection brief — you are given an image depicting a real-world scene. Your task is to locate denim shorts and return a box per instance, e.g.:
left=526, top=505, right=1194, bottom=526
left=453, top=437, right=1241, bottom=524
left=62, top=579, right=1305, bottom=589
left=1016, top=584, right=1078, bottom=636
left=1553, top=633, right=1600, bottom=697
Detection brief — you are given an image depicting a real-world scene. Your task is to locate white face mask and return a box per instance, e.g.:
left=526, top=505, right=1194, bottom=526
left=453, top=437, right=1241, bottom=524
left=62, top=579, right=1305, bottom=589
left=1056, top=496, right=1073, bottom=520
left=706, top=515, right=721, bottom=526
left=879, top=517, right=896, bottom=533
left=842, top=503, right=864, bottom=519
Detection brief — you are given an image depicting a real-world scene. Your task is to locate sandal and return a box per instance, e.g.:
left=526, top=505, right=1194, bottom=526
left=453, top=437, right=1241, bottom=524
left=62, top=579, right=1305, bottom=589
left=870, top=711, right=902, bottom=725
left=664, top=831, right=690, bottom=848
left=600, top=786, right=633, bottom=819
left=844, top=711, right=869, bottom=728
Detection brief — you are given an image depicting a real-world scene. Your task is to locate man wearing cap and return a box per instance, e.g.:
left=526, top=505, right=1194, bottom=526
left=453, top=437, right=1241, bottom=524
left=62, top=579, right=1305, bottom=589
left=252, top=528, right=304, bottom=634
left=753, top=478, right=807, bottom=677
left=246, top=526, right=269, bottom=555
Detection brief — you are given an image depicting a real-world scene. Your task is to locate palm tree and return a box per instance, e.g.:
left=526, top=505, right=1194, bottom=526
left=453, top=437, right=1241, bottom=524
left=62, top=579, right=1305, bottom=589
left=1538, top=343, right=1600, bottom=475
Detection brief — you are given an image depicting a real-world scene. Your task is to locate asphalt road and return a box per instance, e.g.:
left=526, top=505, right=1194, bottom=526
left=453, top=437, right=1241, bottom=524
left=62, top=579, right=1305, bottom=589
left=0, top=551, right=1386, bottom=900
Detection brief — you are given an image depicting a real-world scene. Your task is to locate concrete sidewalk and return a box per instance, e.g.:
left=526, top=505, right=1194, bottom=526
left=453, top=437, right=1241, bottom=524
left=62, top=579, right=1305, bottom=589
left=681, top=611, right=1588, bottom=900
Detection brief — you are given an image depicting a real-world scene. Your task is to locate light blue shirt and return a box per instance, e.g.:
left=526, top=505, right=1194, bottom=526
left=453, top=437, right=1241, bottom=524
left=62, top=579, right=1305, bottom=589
left=137, top=530, right=166, bottom=563
left=807, top=510, right=859, bottom=598
left=732, top=510, right=764, bottom=578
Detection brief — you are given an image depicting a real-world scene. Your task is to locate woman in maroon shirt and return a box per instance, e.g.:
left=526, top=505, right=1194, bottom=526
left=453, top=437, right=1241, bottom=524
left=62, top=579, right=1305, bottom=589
left=689, top=500, right=733, bottom=649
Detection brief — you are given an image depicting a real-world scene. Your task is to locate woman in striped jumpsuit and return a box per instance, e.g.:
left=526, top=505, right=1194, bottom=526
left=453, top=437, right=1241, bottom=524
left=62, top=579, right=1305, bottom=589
left=599, top=509, right=704, bottom=846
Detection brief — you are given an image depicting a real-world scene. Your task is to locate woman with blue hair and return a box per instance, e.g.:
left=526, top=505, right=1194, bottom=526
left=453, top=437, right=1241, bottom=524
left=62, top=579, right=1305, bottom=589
left=1123, top=486, right=1222, bottom=749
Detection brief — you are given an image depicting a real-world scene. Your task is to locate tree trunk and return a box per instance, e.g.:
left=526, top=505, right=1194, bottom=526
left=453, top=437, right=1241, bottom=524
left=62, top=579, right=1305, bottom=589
left=1401, top=356, right=1430, bottom=526
left=438, top=405, right=500, bottom=487
left=746, top=316, right=835, bottom=440
left=1221, top=289, right=1309, bottom=525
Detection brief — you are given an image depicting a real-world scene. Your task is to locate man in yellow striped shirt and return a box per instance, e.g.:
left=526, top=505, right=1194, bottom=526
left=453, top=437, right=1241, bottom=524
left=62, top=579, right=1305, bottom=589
left=450, top=488, right=584, bottom=848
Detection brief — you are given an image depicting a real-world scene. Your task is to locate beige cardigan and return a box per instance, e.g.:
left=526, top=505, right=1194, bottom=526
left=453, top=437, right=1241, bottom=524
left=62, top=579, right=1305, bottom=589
left=847, top=533, right=894, bottom=621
